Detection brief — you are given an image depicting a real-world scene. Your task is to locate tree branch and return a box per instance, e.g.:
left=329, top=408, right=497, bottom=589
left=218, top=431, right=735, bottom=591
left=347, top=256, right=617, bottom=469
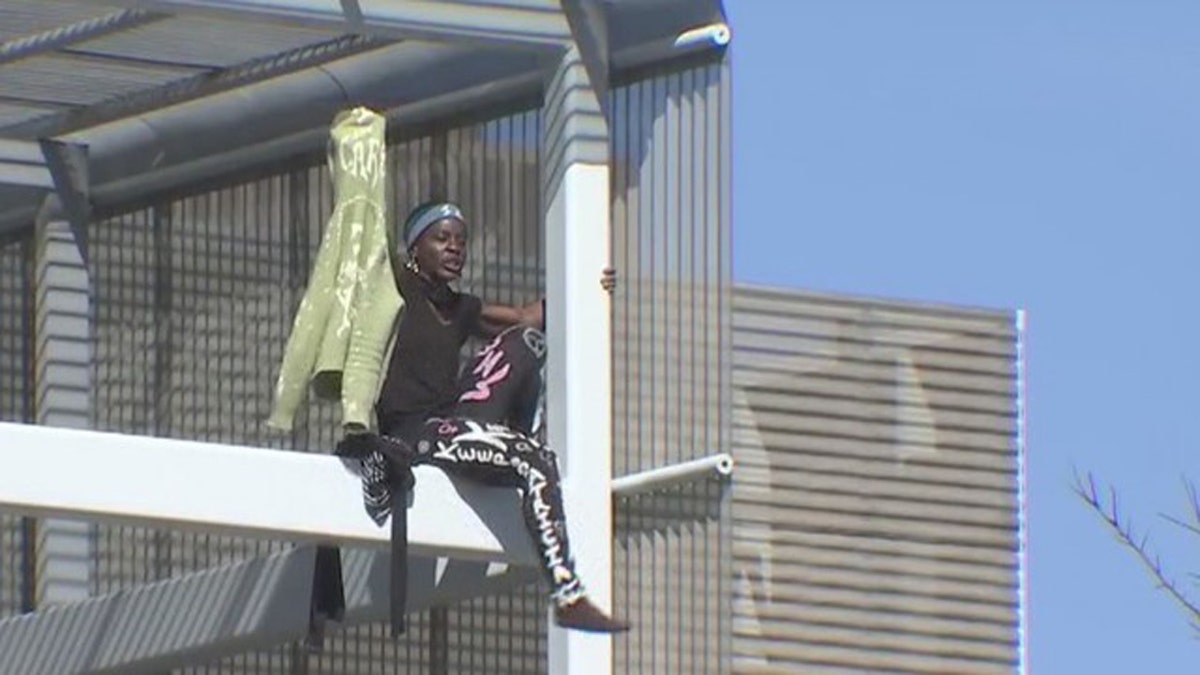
left=1072, top=469, right=1200, bottom=629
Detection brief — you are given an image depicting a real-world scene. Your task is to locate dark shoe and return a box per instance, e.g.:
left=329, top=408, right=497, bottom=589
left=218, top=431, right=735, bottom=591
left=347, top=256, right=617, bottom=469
left=335, top=431, right=379, bottom=459
left=376, top=434, right=417, bottom=471
left=554, top=597, right=630, bottom=633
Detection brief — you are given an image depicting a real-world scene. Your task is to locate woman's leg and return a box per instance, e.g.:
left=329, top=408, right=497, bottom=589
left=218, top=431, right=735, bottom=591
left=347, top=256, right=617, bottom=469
left=413, top=417, right=627, bottom=631
left=413, top=418, right=580, bottom=599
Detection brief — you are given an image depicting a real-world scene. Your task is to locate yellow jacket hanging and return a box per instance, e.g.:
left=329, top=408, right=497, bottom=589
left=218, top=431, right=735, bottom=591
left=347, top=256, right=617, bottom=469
left=268, top=107, right=403, bottom=432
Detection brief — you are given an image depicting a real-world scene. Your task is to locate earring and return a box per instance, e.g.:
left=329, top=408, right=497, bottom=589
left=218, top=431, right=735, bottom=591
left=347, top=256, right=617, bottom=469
left=406, top=258, right=419, bottom=274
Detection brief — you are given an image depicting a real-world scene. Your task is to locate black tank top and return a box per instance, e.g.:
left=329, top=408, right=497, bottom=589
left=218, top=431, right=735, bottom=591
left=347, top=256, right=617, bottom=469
left=376, top=267, right=482, bottom=438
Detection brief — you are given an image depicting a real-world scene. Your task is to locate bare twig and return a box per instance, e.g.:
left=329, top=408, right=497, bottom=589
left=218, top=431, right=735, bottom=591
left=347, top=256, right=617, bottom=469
left=1072, top=470, right=1200, bottom=628
left=1161, top=478, right=1200, bottom=538
left=1187, top=479, right=1200, bottom=527
left=1162, top=513, right=1200, bottom=539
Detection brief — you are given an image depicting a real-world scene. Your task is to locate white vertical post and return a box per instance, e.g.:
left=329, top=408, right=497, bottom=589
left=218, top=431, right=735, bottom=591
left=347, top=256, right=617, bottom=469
left=33, top=210, right=94, bottom=605
left=542, top=45, right=614, bottom=674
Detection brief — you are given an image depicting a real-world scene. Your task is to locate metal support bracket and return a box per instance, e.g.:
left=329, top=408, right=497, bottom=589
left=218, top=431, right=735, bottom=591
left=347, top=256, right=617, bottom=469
left=38, top=140, right=90, bottom=266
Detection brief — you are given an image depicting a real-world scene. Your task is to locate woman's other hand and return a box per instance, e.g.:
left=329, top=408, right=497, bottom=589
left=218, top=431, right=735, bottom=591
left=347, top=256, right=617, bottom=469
left=601, top=267, right=616, bottom=294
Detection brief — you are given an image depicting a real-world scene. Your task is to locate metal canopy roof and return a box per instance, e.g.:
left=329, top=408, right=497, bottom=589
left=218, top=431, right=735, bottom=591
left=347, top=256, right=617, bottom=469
left=0, top=0, right=727, bottom=236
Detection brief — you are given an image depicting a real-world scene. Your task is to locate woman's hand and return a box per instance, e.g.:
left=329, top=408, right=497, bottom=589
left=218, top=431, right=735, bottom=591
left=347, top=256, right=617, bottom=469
left=601, top=267, right=616, bottom=294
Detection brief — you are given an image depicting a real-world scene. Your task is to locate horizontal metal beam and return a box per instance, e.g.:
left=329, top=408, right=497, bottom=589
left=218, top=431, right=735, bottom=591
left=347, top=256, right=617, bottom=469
left=87, top=66, right=546, bottom=208
left=0, top=40, right=545, bottom=234
left=0, top=140, right=53, bottom=189
left=0, top=422, right=539, bottom=566
left=131, top=0, right=571, bottom=49
left=0, top=164, right=52, bottom=189
left=0, top=140, right=47, bottom=166
left=0, top=423, right=733, bottom=539
left=0, top=422, right=730, bottom=671
left=0, top=545, right=533, bottom=675
left=69, top=24, right=728, bottom=212
left=78, top=40, right=543, bottom=198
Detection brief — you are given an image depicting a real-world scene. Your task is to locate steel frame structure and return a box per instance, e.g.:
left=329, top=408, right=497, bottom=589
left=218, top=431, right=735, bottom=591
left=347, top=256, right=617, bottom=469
left=0, top=2, right=732, bottom=672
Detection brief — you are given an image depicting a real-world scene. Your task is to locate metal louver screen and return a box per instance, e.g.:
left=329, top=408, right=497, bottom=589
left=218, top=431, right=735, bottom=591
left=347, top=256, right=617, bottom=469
left=90, top=182, right=309, bottom=673
left=0, top=234, right=33, bottom=619
left=0, top=236, right=31, bottom=425
left=610, top=60, right=734, bottom=675
left=731, top=286, right=1020, bottom=673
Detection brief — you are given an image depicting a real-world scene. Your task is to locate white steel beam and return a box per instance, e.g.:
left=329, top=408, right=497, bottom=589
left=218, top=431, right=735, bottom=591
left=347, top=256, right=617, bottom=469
left=0, top=546, right=534, bottom=675
left=0, top=422, right=736, bottom=558
left=0, top=419, right=734, bottom=673
left=0, top=422, right=538, bottom=566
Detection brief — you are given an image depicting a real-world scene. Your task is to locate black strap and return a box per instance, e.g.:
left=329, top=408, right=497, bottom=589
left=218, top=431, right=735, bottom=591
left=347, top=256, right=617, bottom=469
left=377, top=435, right=416, bottom=637
left=306, top=544, right=346, bottom=651
left=390, top=492, right=407, bottom=635
left=328, top=432, right=415, bottom=638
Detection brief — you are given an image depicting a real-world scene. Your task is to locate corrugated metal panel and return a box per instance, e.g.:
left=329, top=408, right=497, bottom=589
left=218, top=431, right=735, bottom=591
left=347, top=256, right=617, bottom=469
left=0, top=234, right=33, bottom=620
left=0, top=102, right=53, bottom=127
left=0, top=53, right=202, bottom=106
left=70, top=15, right=341, bottom=68
left=731, top=285, right=1020, bottom=674
left=610, top=58, right=733, bottom=675
left=0, top=0, right=113, bottom=42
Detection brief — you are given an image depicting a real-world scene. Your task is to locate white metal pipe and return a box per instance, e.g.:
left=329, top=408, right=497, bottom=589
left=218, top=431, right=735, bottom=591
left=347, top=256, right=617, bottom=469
left=612, top=452, right=734, bottom=498
left=673, top=22, right=731, bottom=50
left=608, top=22, right=730, bottom=76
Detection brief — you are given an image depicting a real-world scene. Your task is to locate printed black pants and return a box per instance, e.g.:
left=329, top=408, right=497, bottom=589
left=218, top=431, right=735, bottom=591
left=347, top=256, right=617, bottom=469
left=410, top=416, right=583, bottom=606
left=376, top=326, right=583, bottom=607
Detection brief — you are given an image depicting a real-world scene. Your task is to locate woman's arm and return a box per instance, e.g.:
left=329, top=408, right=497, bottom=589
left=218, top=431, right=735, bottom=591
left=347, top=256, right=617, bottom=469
left=478, top=299, right=544, bottom=337
left=475, top=268, right=614, bottom=338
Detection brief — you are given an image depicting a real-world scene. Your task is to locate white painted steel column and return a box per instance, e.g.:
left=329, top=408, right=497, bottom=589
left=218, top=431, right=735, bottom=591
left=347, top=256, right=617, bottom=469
left=33, top=208, right=94, bottom=605
left=542, top=44, right=614, bottom=674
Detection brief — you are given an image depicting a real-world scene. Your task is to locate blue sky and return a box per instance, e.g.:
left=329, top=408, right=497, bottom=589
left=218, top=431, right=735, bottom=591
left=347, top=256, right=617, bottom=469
left=726, top=1, right=1200, bottom=672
